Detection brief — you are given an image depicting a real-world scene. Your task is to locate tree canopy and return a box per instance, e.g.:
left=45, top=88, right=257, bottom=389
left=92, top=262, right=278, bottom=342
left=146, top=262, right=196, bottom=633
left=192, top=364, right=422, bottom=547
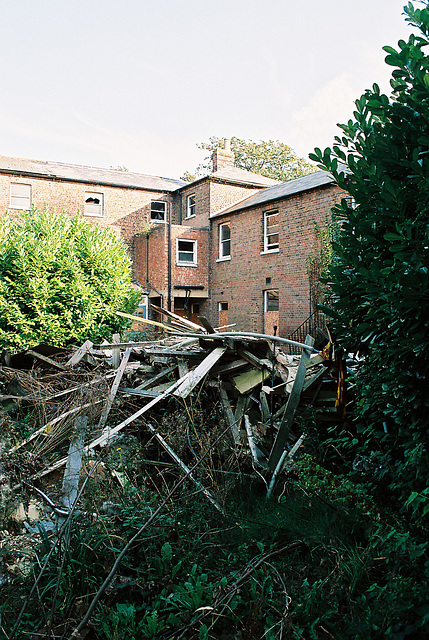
left=0, top=209, right=141, bottom=350
left=309, top=1, right=429, bottom=516
left=182, top=136, right=316, bottom=182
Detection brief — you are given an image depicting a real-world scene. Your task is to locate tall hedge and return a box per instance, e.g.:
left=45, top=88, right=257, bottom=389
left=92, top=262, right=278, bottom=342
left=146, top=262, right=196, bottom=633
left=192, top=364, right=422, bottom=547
left=310, top=2, right=429, bottom=515
left=0, top=209, right=141, bottom=350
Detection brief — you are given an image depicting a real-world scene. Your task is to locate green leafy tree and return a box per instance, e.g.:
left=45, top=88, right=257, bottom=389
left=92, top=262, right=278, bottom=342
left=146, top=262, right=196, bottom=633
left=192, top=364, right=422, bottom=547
left=181, top=136, right=316, bottom=182
left=0, top=208, right=141, bottom=350
left=309, top=1, right=429, bottom=514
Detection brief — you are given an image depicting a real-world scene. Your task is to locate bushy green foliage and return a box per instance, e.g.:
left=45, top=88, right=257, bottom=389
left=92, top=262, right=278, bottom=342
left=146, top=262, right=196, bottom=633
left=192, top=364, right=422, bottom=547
left=309, top=1, right=429, bottom=514
left=0, top=208, right=140, bottom=349
left=182, top=136, right=316, bottom=182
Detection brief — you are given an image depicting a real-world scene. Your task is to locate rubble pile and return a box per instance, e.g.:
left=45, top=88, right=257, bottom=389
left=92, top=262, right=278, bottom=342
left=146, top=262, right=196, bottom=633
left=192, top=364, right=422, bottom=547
left=0, top=306, right=348, bottom=539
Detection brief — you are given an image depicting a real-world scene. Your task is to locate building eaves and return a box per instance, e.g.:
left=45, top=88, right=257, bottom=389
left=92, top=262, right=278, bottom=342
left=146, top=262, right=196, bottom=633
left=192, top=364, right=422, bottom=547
left=210, top=170, right=335, bottom=219
left=0, top=155, right=186, bottom=192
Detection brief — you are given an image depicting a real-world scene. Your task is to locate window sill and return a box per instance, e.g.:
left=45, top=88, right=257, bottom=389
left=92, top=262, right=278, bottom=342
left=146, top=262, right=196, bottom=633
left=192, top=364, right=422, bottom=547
left=185, top=214, right=196, bottom=219
left=176, top=262, right=198, bottom=268
left=84, top=212, right=103, bottom=217
left=216, top=256, right=231, bottom=262
left=260, top=248, right=279, bottom=255
left=150, top=219, right=167, bottom=224
left=9, top=204, right=31, bottom=211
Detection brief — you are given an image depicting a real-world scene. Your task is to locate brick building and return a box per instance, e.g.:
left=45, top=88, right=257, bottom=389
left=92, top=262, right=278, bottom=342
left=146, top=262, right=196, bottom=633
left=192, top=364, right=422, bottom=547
left=0, top=143, right=344, bottom=337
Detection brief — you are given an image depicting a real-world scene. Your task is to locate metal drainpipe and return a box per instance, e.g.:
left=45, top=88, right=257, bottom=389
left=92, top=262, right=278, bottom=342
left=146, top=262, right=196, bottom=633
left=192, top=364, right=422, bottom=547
left=146, top=234, right=164, bottom=308
left=167, top=203, right=172, bottom=311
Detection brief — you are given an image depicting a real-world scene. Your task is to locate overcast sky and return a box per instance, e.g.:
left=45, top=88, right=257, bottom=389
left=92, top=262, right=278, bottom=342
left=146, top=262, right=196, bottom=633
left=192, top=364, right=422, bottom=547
left=0, top=0, right=412, bottom=178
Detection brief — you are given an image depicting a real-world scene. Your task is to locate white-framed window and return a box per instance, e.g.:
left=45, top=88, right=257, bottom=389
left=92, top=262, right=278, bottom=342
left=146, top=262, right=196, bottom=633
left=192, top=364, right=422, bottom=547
left=84, top=192, right=103, bottom=217
left=176, top=238, right=197, bottom=266
left=186, top=194, right=196, bottom=218
left=262, top=210, right=279, bottom=253
left=10, top=183, right=31, bottom=210
left=218, top=222, right=231, bottom=260
left=151, top=201, right=168, bottom=222
left=264, top=289, right=279, bottom=312
left=219, top=301, right=228, bottom=312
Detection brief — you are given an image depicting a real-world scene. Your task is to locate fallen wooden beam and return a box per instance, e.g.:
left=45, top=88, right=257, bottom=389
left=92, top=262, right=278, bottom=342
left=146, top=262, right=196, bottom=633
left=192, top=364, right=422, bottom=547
left=151, top=303, right=204, bottom=332
left=268, top=335, right=314, bottom=471
left=65, top=340, right=94, bottom=368
left=145, top=422, right=223, bottom=513
left=219, top=386, right=240, bottom=444
left=172, top=347, right=227, bottom=399
left=136, top=364, right=177, bottom=390
left=116, top=310, right=187, bottom=333
left=232, top=368, right=271, bottom=395
left=26, top=350, right=67, bottom=371
left=98, top=347, right=132, bottom=431
left=33, top=372, right=191, bottom=479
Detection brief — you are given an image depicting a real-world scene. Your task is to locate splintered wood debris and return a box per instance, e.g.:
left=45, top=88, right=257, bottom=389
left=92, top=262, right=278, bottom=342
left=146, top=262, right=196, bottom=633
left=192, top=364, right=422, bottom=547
left=0, top=305, right=349, bottom=530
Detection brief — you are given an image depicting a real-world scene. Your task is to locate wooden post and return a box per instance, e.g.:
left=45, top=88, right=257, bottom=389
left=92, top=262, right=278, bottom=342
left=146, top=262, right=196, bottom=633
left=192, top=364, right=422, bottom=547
left=112, top=334, right=121, bottom=369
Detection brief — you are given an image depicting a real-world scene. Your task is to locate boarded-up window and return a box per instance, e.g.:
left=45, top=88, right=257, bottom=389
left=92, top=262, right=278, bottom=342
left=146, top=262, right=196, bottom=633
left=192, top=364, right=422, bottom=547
left=84, top=192, right=103, bottom=217
left=219, top=301, right=229, bottom=330
left=264, top=289, right=279, bottom=335
left=10, top=183, right=31, bottom=210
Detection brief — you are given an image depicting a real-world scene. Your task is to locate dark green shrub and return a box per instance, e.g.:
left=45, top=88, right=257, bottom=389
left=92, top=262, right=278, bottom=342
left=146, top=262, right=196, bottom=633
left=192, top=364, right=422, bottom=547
left=309, top=1, right=429, bottom=516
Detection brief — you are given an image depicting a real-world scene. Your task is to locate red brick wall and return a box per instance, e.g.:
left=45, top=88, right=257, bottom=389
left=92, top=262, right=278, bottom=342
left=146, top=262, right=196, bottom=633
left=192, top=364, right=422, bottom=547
left=0, top=173, right=176, bottom=247
left=179, top=179, right=264, bottom=227
left=208, top=184, right=344, bottom=337
left=134, top=224, right=209, bottom=301
left=209, top=181, right=262, bottom=217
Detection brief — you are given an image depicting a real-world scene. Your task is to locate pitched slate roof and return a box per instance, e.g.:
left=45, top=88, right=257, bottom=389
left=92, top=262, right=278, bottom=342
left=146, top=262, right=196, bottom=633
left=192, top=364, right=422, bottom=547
left=0, top=155, right=186, bottom=192
left=210, top=166, right=279, bottom=187
left=178, top=166, right=279, bottom=190
left=210, top=170, right=334, bottom=218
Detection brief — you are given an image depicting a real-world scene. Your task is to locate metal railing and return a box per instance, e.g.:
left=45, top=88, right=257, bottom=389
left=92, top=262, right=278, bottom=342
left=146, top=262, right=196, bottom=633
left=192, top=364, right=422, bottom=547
left=285, top=310, right=327, bottom=354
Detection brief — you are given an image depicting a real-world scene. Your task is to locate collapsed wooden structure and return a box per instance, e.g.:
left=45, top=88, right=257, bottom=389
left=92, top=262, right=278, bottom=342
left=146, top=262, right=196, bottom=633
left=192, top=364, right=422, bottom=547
left=0, top=306, right=347, bottom=523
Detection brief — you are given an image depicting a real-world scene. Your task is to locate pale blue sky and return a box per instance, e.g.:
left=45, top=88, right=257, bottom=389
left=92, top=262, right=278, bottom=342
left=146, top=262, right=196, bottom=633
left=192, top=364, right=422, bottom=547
left=0, top=0, right=412, bottom=178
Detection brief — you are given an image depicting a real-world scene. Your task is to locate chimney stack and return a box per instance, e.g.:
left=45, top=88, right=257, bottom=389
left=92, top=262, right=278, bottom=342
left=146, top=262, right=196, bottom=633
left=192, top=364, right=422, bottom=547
left=212, top=138, right=235, bottom=172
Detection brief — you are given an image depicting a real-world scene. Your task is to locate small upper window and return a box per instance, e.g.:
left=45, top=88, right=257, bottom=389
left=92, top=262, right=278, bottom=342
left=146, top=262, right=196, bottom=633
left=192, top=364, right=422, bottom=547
left=186, top=194, right=196, bottom=218
left=10, top=183, right=31, bottom=210
left=263, top=210, right=279, bottom=253
left=151, top=201, right=167, bottom=222
left=84, top=192, right=103, bottom=217
left=177, top=239, right=197, bottom=265
left=219, top=222, right=231, bottom=259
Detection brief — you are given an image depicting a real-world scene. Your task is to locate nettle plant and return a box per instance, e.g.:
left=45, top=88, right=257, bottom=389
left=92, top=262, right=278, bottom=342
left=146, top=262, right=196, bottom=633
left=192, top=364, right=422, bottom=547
left=310, top=1, right=429, bottom=516
left=0, top=208, right=140, bottom=349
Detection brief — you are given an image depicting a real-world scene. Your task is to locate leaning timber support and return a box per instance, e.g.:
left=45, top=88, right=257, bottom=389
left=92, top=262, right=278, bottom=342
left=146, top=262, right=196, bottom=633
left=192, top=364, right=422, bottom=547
left=268, top=335, right=314, bottom=471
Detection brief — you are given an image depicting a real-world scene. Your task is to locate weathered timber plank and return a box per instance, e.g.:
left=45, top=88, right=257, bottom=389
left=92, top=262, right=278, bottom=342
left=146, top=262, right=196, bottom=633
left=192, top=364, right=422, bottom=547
left=232, top=368, right=271, bottom=395
left=172, top=347, right=227, bottom=399
left=112, top=334, right=121, bottom=369
left=26, top=350, right=67, bottom=371
left=268, top=335, right=314, bottom=470
left=151, top=303, right=204, bottom=332
left=198, top=315, right=216, bottom=334
left=136, top=365, right=177, bottom=390
left=98, top=347, right=132, bottom=431
left=65, top=340, right=94, bottom=368
left=219, top=386, right=240, bottom=444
